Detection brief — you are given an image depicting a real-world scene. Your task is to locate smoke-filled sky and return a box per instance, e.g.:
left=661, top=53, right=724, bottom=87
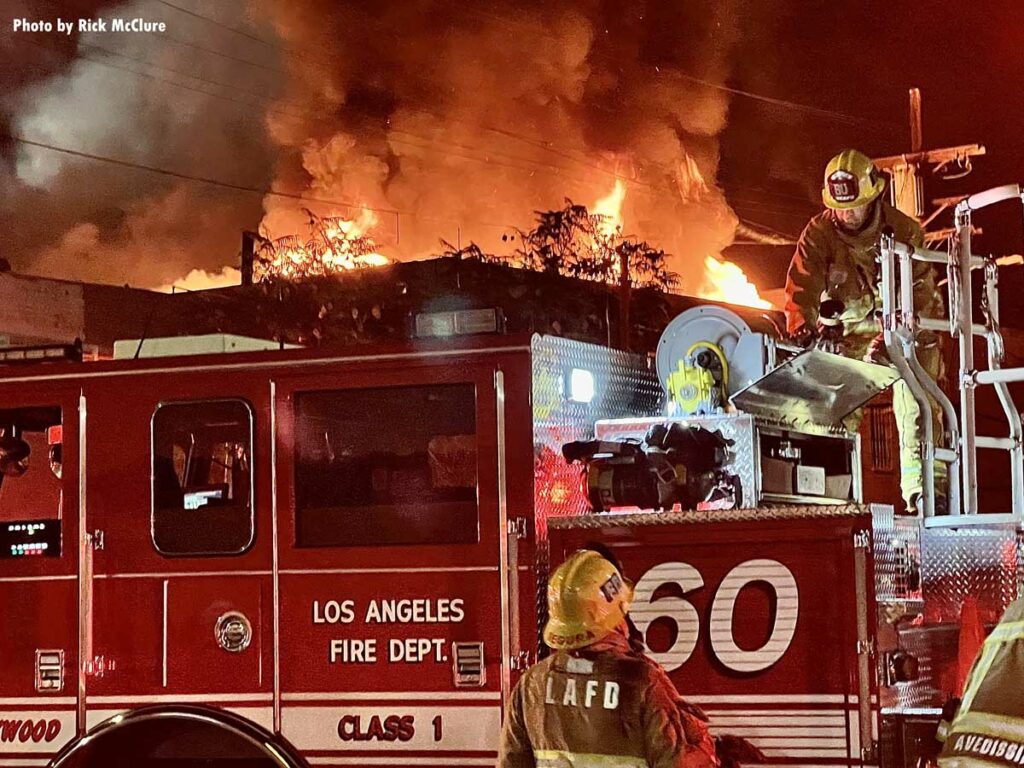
left=2, top=0, right=1023, bottom=306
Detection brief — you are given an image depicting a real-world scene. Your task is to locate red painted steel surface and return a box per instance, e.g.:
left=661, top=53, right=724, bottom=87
left=0, top=341, right=533, bottom=768
left=549, top=514, right=876, bottom=766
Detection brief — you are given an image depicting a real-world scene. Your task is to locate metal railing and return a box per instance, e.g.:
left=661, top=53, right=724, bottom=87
left=878, top=184, right=1024, bottom=522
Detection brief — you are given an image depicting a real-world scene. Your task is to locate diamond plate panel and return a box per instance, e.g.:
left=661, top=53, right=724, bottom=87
left=872, top=506, right=923, bottom=604
left=889, top=623, right=958, bottom=709
left=549, top=502, right=874, bottom=529
left=920, top=525, right=1021, bottom=624
left=531, top=335, right=662, bottom=649
left=878, top=524, right=1024, bottom=712
left=594, top=414, right=758, bottom=508
left=531, top=334, right=663, bottom=535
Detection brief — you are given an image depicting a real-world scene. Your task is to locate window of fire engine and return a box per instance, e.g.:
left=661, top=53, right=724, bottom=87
left=294, top=384, right=479, bottom=547
left=151, top=399, right=254, bottom=556
left=0, top=407, right=63, bottom=559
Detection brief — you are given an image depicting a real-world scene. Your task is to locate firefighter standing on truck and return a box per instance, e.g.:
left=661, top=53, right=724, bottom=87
left=784, top=148, right=946, bottom=515
left=498, top=550, right=718, bottom=768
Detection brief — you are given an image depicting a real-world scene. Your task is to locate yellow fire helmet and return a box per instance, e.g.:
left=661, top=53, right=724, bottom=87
left=543, top=550, right=634, bottom=651
left=822, top=149, right=885, bottom=210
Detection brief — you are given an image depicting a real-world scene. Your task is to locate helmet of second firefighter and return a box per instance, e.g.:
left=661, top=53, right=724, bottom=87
left=544, top=550, right=634, bottom=651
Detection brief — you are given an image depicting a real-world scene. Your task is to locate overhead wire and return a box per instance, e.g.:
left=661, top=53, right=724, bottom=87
left=154, top=0, right=899, bottom=166
left=1, top=132, right=537, bottom=233
left=16, top=36, right=627, bottom=189
left=155, top=0, right=280, bottom=48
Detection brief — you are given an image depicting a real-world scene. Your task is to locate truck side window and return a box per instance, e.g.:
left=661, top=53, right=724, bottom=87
left=294, top=384, right=479, bottom=547
left=152, top=399, right=254, bottom=556
left=0, top=407, right=63, bottom=558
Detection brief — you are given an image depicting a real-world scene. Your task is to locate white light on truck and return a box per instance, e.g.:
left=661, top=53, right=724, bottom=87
left=567, top=368, right=595, bottom=403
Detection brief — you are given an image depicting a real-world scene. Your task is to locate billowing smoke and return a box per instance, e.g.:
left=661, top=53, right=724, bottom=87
left=256, top=0, right=743, bottom=284
left=4, top=0, right=747, bottom=291
left=1, top=0, right=280, bottom=286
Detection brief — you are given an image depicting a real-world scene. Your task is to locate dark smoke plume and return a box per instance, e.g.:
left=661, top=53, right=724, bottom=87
left=4, top=0, right=749, bottom=290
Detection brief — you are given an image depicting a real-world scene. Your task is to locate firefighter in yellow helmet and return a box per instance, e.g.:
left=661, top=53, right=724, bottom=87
left=784, top=149, right=946, bottom=514
left=498, top=550, right=718, bottom=768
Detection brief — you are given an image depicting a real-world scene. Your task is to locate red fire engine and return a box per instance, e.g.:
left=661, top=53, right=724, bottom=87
left=0, top=185, right=1022, bottom=768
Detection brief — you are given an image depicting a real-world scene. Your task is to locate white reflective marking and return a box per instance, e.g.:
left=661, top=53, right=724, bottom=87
left=161, top=579, right=168, bottom=688
left=94, top=570, right=271, bottom=579
left=0, top=575, right=75, bottom=583
left=709, top=559, right=799, bottom=673
left=223, top=706, right=273, bottom=731
left=707, top=726, right=848, bottom=738
left=86, top=693, right=271, bottom=703
left=708, top=715, right=847, bottom=727
left=630, top=562, right=703, bottom=671
left=687, top=693, right=848, bottom=703
left=727, top=738, right=849, bottom=748
left=281, top=691, right=501, bottom=701
left=0, top=697, right=76, bottom=705
left=281, top=567, right=498, bottom=575
left=761, top=753, right=847, bottom=761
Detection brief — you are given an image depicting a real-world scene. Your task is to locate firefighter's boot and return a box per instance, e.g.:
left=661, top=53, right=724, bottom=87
left=893, top=378, right=948, bottom=515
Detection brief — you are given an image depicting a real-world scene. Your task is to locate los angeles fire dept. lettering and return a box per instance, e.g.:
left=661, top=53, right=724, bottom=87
left=0, top=718, right=61, bottom=744
left=314, top=597, right=464, bottom=665
left=329, top=637, right=448, bottom=663
left=313, top=598, right=465, bottom=624
left=337, top=714, right=416, bottom=742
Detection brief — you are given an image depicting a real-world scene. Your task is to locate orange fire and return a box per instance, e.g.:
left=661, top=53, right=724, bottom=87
left=257, top=209, right=390, bottom=282
left=698, top=255, right=772, bottom=309
left=592, top=179, right=626, bottom=241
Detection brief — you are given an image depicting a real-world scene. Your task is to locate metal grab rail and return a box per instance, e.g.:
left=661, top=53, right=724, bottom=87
left=879, top=231, right=939, bottom=516
left=877, top=183, right=1024, bottom=522
left=897, top=244, right=962, bottom=518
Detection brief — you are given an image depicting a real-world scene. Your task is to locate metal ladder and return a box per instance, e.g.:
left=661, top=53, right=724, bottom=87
left=878, top=184, right=1024, bottom=523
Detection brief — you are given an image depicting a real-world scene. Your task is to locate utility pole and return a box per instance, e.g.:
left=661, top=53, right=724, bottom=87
left=618, top=245, right=631, bottom=352
left=873, top=87, right=986, bottom=243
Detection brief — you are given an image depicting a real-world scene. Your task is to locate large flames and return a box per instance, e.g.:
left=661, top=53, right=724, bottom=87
left=256, top=209, right=390, bottom=282
left=699, top=255, right=772, bottom=309
left=166, top=176, right=772, bottom=311
left=588, top=179, right=773, bottom=310
left=592, top=179, right=626, bottom=241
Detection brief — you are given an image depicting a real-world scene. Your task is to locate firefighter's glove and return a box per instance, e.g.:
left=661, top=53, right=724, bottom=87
left=815, top=319, right=844, bottom=354
left=715, top=735, right=766, bottom=768
left=789, top=325, right=817, bottom=349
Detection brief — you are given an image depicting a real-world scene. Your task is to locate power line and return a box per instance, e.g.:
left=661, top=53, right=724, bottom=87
left=150, top=0, right=894, bottom=146
left=157, top=30, right=286, bottom=76
left=79, top=41, right=287, bottom=106
left=156, top=0, right=279, bottom=48
left=152, top=1, right=651, bottom=185
left=2, top=132, right=530, bottom=233
left=18, top=37, right=659, bottom=195
left=18, top=37, right=306, bottom=124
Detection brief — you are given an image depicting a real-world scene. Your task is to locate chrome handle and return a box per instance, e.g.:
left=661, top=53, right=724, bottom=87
left=215, top=612, right=252, bottom=653
left=84, top=655, right=116, bottom=678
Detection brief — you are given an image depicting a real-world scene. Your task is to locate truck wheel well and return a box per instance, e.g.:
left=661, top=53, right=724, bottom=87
left=50, top=706, right=306, bottom=768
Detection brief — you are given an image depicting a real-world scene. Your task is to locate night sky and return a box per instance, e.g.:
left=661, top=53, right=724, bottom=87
left=718, top=0, right=1024, bottom=318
